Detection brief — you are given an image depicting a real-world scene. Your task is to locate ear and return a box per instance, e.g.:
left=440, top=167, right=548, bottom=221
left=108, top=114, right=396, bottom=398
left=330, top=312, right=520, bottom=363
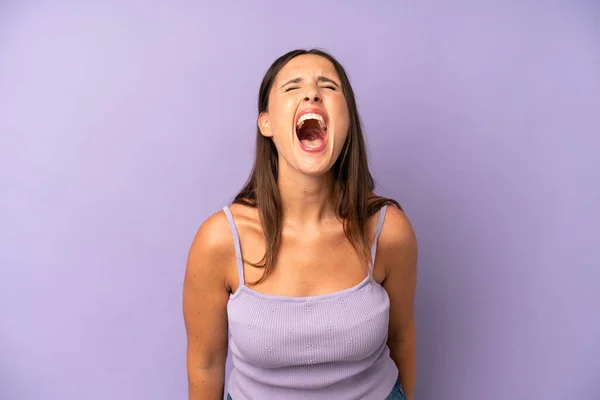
left=258, top=112, right=273, bottom=137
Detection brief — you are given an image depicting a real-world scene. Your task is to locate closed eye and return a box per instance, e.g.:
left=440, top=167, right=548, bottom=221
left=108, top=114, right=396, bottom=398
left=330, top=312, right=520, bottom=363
left=284, top=86, right=299, bottom=92
left=321, top=85, right=337, bottom=91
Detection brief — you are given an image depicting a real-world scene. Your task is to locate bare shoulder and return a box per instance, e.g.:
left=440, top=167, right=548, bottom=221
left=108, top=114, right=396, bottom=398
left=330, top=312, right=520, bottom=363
left=186, top=208, right=236, bottom=283
left=378, top=204, right=418, bottom=276
left=380, top=205, right=416, bottom=247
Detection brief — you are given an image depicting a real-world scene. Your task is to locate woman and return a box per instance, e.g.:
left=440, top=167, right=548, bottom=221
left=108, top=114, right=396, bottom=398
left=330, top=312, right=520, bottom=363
left=183, top=49, right=417, bottom=400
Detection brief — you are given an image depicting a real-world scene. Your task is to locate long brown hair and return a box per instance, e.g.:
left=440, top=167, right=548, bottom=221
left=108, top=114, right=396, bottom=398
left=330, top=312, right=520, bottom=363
left=233, top=49, right=401, bottom=284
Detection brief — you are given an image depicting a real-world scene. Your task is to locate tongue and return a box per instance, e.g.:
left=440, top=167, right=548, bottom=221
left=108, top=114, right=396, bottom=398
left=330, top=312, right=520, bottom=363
left=298, top=128, right=324, bottom=148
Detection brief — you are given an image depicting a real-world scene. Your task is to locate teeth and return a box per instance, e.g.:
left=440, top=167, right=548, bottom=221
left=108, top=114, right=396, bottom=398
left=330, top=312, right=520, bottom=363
left=296, top=113, right=327, bottom=130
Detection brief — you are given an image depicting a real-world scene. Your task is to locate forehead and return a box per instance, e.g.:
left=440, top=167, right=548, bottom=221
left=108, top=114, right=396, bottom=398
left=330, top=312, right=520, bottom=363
left=274, top=54, right=340, bottom=85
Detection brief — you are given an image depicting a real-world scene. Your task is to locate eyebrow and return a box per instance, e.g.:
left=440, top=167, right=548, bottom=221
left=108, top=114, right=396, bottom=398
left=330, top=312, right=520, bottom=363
left=279, top=76, right=340, bottom=89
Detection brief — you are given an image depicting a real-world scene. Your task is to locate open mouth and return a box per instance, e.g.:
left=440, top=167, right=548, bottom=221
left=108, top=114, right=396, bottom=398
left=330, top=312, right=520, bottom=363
left=295, top=112, right=327, bottom=152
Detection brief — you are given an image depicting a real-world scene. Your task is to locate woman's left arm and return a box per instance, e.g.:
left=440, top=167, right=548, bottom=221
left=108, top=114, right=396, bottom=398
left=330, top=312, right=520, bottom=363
left=379, top=206, right=418, bottom=400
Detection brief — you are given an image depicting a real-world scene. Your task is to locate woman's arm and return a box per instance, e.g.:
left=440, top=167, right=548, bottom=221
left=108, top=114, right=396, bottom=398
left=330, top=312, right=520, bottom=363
left=182, top=212, right=233, bottom=400
left=380, top=206, right=418, bottom=400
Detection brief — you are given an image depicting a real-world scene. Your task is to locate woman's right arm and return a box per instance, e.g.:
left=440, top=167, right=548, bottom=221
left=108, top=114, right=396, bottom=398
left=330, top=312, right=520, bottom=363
left=183, top=212, right=232, bottom=400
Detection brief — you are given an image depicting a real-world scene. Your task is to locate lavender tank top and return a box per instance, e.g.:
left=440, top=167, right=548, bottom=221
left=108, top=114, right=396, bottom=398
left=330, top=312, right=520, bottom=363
left=223, top=205, right=399, bottom=400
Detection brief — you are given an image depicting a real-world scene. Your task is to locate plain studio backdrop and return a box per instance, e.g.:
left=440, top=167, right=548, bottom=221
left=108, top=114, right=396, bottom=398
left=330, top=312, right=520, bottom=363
left=1, top=1, right=598, bottom=399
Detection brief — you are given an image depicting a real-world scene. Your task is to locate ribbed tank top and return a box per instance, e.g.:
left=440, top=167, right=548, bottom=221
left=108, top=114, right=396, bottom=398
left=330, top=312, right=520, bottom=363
left=223, top=205, right=399, bottom=400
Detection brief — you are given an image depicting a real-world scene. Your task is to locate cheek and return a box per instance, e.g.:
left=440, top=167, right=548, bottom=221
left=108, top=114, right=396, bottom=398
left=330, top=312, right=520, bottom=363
left=269, top=101, right=297, bottom=134
left=331, top=101, right=350, bottom=153
left=332, top=99, right=350, bottom=135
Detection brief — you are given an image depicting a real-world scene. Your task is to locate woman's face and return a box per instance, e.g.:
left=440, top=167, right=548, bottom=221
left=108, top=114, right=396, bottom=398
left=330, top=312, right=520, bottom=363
left=259, top=54, right=350, bottom=177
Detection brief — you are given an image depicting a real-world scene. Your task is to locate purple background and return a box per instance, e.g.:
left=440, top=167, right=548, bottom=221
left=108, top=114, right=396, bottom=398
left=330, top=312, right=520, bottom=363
left=1, top=1, right=598, bottom=399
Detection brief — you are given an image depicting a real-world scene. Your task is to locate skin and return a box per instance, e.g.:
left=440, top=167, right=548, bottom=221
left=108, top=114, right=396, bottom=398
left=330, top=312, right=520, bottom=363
left=183, top=54, right=418, bottom=400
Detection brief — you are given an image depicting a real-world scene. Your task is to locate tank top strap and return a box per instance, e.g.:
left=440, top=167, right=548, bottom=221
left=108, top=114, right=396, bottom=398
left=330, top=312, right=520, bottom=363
left=369, top=205, right=388, bottom=276
left=222, top=205, right=245, bottom=287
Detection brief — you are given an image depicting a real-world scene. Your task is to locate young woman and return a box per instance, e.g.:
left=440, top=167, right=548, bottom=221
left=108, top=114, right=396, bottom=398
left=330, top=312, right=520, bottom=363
left=183, top=49, right=418, bottom=400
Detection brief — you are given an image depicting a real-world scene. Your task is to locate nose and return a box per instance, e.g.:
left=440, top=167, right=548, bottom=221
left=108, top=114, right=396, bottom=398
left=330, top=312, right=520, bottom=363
left=302, top=85, right=321, bottom=103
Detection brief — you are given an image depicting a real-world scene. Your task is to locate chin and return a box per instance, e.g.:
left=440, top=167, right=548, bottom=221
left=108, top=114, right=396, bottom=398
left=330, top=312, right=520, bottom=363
left=294, top=159, right=335, bottom=177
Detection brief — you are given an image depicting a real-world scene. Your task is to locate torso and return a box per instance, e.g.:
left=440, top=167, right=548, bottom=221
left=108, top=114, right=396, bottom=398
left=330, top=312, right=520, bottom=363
left=222, top=203, right=400, bottom=399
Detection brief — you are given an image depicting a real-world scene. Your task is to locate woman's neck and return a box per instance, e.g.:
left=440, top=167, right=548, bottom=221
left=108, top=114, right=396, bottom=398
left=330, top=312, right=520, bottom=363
left=277, top=170, right=337, bottom=227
